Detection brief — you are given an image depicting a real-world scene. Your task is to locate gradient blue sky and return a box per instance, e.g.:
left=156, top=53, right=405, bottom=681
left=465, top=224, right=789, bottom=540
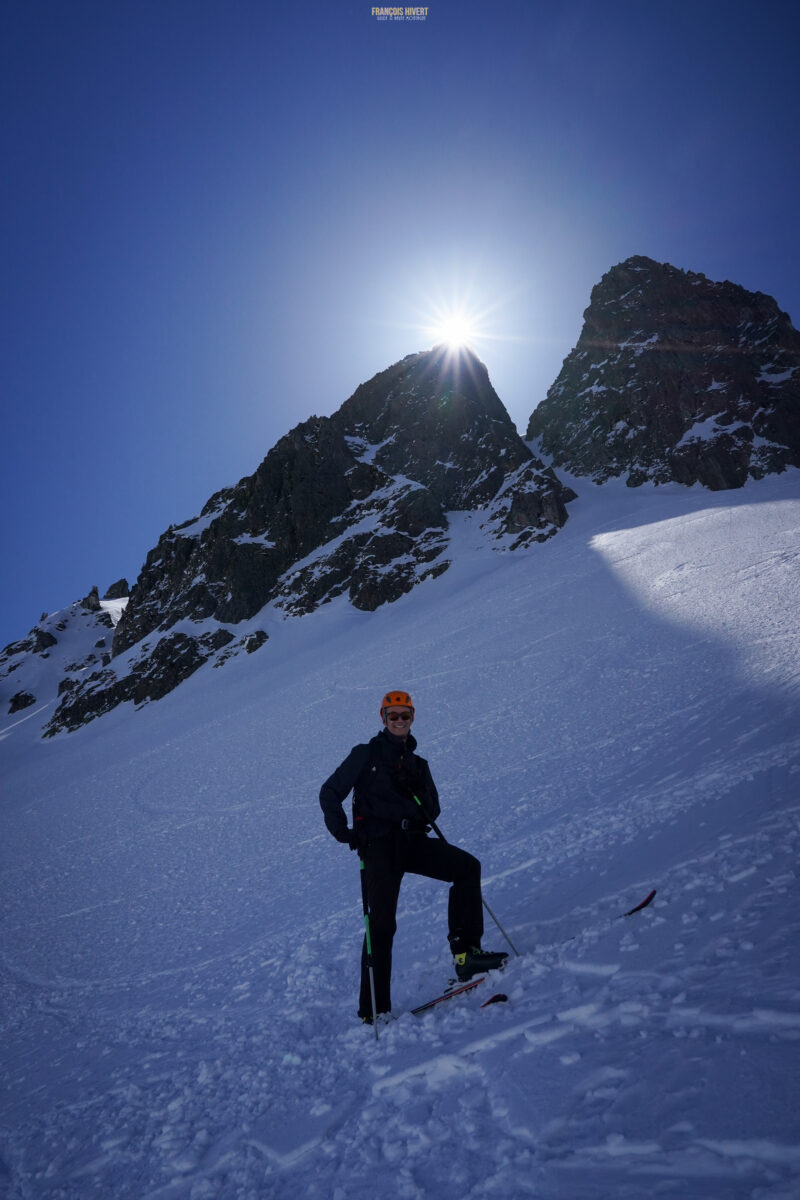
left=2, top=0, right=798, bottom=646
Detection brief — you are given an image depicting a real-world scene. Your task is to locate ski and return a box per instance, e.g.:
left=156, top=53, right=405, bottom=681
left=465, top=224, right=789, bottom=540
left=480, top=991, right=509, bottom=1007
left=623, top=887, right=656, bottom=917
left=409, top=888, right=654, bottom=1019
left=411, top=974, right=486, bottom=1015
left=411, top=974, right=509, bottom=1016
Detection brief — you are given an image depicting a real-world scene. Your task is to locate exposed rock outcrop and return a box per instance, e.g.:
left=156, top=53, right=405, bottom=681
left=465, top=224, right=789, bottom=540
left=103, top=579, right=129, bottom=600
left=1, top=601, right=128, bottom=723
left=528, top=256, right=800, bottom=489
left=81, top=586, right=102, bottom=612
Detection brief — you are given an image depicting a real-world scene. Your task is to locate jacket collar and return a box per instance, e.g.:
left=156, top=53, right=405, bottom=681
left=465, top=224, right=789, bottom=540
left=377, top=726, right=417, bottom=754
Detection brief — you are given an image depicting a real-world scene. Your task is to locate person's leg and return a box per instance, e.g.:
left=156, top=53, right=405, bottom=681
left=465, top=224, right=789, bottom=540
left=359, top=834, right=403, bottom=1017
left=402, top=835, right=483, bottom=951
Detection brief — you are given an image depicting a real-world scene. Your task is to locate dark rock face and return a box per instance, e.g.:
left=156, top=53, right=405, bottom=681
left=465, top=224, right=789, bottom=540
left=113, top=347, right=572, bottom=652
left=81, top=586, right=102, bottom=612
left=42, top=347, right=573, bottom=734
left=41, top=625, right=261, bottom=736
left=103, top=579, right=129, bottom=600
left=0, top=602, right=131, bottom=729
left=1, top=626, right=58, bottom=662
left=33, top=629, right=58, bottom=653
left=243, top=630, right=268, bottom=654
left=527, top=256, right=800, bottom=489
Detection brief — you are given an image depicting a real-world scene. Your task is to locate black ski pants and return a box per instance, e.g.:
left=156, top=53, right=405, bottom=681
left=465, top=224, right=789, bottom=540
left=359, top=829, right=483, bottom=1018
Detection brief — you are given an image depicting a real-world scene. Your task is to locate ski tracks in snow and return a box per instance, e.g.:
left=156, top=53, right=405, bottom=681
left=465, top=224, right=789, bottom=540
left=287, top=799, right=800, bottom=1200
left=2, top=809, right=800, bottom=1198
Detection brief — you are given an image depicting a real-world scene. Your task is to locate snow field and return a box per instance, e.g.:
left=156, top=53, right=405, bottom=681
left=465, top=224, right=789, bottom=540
left=1, top=471, right=799, bottom=1197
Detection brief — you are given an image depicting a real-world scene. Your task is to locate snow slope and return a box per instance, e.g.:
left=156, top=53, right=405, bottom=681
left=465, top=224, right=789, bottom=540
left=1, top=471, right=799, bottom=1199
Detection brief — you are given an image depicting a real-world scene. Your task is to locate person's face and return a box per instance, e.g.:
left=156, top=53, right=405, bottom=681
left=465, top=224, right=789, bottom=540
left=384, top=708, right=414, bottom=738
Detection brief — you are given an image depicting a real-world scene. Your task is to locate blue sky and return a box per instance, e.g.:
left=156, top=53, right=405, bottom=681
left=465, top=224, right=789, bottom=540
left=2, top=0, right=798, bottom=646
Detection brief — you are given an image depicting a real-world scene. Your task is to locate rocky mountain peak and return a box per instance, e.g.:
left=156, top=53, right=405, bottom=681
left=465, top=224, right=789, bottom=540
left=34, top=347, right=573, bottom=735
left=528, top=256, right=800, bottom=489
left=337, top=346, right=532, bottom=506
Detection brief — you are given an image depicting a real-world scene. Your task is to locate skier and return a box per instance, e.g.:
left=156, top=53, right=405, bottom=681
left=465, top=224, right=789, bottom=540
left=319, top=690, right=507, bottom=1023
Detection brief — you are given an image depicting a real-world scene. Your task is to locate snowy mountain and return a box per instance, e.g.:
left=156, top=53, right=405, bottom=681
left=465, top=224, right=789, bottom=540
left=0, top=587, right=127, bottom=730
left=528, top=256, right=800, bottom=489
left=2, top=467, right=799, bottom=1198
left=2, top=260, right=800, bottom=1197
left=8, top=346, right=572, bottom=738
left=6, top=258, right=800, bottom=741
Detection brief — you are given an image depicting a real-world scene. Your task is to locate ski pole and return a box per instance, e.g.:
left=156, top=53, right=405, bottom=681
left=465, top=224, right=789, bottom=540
left=359, top=854, right=379, bottom=1040
left=412, top=795, right=520, bottom=958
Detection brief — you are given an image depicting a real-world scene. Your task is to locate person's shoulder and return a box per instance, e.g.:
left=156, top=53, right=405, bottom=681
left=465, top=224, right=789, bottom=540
left=343, top=739, right=370, bottom=758
left=330, top=741, right=372, bottom=785
left=347, top=739, right=377, bottom=766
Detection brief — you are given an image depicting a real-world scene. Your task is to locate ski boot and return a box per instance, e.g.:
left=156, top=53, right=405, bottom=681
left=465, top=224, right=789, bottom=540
left=453, top=946, right=508, bottom=983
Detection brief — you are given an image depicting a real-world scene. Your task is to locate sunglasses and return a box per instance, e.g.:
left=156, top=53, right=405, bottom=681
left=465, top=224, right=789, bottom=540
left=385, top=711, right=413, bottom=722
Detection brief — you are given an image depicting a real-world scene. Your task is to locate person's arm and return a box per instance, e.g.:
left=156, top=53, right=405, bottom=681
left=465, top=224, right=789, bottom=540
left=319, top=743, right=370, bottom=842
left=424, top=762, right=441, bottom=822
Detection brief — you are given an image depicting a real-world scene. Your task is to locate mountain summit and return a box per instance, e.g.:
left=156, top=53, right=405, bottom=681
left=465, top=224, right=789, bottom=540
left=527, top=255, right=800, bottom=489
left=115, top=346, right=572, bottom=651
left=24, top=347, right=572, bottom=735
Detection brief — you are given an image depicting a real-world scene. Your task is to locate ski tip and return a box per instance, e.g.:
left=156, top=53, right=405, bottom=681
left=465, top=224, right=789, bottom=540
left=624, top=888, right=657, bottom=917
left=480, top=992, right=508, bottom=1008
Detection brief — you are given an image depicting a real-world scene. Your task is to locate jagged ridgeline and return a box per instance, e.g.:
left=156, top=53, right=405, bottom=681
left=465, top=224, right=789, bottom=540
left=22, top=347, right=572, bottom=735
left=528, top=256, right=800, bottom=489
left=116, top=347, right=572, bottom=652
left=7, top=257, right=799, bottom=738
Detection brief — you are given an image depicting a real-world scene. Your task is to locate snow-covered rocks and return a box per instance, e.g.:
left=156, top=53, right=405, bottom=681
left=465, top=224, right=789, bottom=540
left=42, top=347, right=574, bottom=734
left=528, top=255, right=800, bottom=489
left=0, top=594, right=125, bottom=735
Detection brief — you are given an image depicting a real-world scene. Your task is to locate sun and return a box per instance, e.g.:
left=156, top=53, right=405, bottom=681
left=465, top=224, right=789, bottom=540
left=405, top=272, right=509, bottom=357
left=424, top=308, right=481, bottom=351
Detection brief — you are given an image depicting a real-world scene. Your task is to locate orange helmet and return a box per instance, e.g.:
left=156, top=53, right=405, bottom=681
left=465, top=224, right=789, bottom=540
left=380, top=690, right=414, bottom=719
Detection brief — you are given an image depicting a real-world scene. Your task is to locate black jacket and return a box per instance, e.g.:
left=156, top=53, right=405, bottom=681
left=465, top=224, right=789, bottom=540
left=319, top=728, right=441, bottom=844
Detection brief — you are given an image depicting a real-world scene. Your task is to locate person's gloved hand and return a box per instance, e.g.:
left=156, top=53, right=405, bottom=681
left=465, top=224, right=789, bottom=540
left=335, top=827, right=362, bottom=852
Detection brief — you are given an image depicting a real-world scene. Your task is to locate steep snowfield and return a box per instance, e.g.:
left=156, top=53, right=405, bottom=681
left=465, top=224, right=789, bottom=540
left=1, top=472, right=799, bottom=1199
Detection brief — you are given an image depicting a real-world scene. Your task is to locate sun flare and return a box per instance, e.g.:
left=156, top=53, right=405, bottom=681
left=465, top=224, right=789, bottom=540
left=427, top=311, right=479, bottom=350
left=406, top=273, right=510, bottom=359
left=424, top=304, right=482, bottom=350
